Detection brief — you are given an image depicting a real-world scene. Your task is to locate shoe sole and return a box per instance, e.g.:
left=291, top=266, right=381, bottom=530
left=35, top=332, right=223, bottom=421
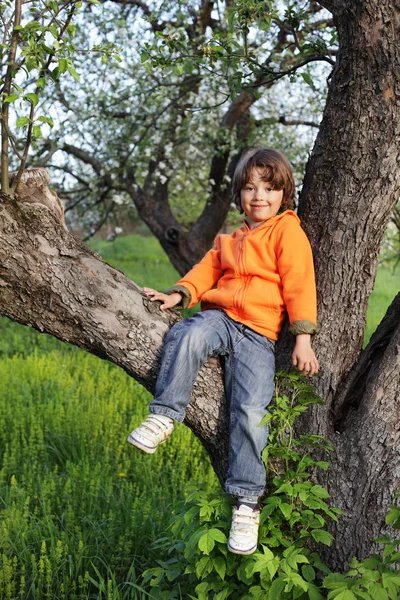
left=227, top=542, right=257, bottom=555
left=127, top=434, right=169, bottom=454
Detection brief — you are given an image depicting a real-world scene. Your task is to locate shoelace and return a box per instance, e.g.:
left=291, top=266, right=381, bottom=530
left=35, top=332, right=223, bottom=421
left=137, top=416, right=170, bottom=436
left=231, top=510, right=259, bottom=534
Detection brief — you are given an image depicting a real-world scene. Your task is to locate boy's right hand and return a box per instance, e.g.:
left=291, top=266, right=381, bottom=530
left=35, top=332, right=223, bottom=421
left=143, top=287, right=182, bottom=311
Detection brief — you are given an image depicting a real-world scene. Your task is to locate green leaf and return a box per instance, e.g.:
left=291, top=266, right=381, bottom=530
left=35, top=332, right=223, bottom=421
left=16, top=116, right=30, bottom=128
left=210, top=528, right=227, bottom=544
left=287, top=572, right=309, bottom=592
left=330, top=591, right=357, bottom=600
left=382, top=573, right=400, bottom=587
left=51, top=67, right=60, bottom=80
left=198, top=528, right=226, bottom=554
left=385, top=507, right=400, bottom=525
left=68, top=65, right=80, bottom=82
left=302, top=565, right=316, bottom=582
left=3, top=93, right=18, bottom=103
left=275, top=483, right=293, bottom=495
left=311, top=485, right=330, bottom=498
left=32, top=125, right=42, bottom=138
left=308, top=583, right=325, bottom=599
left=38, top=116, right=54, bottom=128
left=195, top=556, right=212, bottom=578
left=213, top=556, right=226, bottom=581
left=301, top=73, right=313, bottom=87
left=36, top=78, right=46, bottom=89
left=361, top=556, right=381, bottom=570
left=48, top=24, right=59, bottom=38
left=264, top=496, right=282, bottom=506
left=368, top=584, right=388, bottom=600
left=59, top=58, right=68, bottom=74
left=375, top=535, right=391, bottom=545
left=26, top=57, right=37, bottom=71
left=215, top=587, right=233, bottom=600
left=269, top=575, right=286, bottom=600
left=323, top=573, right=349, bottom=589
left=279, top=503, right=293, bottom=519
left=228, top=10, right=235, bottom=30
left=311, top=529, right=333, bottom=546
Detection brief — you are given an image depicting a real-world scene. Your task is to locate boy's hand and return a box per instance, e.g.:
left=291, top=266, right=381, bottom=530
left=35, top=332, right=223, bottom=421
left=292, top=334, right=319, bottom=377
left=143, top=287, right=182, bottom=311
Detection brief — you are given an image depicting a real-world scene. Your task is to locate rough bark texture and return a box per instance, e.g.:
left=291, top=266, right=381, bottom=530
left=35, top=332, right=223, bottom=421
left=295, top=0, right=400, bottom=567
left=1, top=0, right=400, bottom=573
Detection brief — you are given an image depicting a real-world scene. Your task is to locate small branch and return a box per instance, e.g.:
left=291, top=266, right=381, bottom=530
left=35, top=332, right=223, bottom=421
left=277, top=116, right=320, bottom=128
left=1, top=117, right=24, bottom=160
left=252, top=54, right=335, bottom=89
left=47, top=162, right=92, bottom=189
left=1, top=0, right=22, bottom=194
left=10, top=6, right=76, bottom=193
left=62, top=143, right=105, bottom=176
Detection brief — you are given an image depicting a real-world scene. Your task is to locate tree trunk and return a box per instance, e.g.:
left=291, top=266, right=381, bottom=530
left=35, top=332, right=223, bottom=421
left=295, top=0, right=400, bottom=567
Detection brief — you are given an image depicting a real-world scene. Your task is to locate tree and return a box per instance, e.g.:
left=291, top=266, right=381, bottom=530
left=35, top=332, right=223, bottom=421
left=1, top=0, right=400, bottom=573
left=28, top=0, right=333, bottom=274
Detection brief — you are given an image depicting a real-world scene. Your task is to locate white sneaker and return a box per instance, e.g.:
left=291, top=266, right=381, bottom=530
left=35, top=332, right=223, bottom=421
left=127, top=415, right=174, bottom=454
left=228, top=504, right=260, bottom=555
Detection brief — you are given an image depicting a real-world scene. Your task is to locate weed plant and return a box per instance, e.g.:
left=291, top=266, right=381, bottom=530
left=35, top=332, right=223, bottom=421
left=142, top=373, right=400, bottom=600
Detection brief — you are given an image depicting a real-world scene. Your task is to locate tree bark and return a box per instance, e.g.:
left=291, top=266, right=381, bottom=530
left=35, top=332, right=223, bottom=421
left=295, top=0, right=400, bottom=567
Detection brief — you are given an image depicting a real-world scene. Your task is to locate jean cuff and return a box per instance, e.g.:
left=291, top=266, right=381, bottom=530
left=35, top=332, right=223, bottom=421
left=149, top=405, right=184, bottom=423
left=225, top=485, right=263, bottom=501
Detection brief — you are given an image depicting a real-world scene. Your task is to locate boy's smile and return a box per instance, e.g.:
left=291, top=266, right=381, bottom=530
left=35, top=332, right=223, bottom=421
left=241, top=169, right=283, bottom=229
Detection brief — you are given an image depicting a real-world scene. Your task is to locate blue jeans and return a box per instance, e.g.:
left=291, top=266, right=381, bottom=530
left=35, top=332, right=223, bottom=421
left=149, top=310, right=275, bottom=500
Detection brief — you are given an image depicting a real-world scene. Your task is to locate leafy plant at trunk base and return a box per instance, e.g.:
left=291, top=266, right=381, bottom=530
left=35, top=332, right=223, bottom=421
left=142, top=372, right=400, bottom=600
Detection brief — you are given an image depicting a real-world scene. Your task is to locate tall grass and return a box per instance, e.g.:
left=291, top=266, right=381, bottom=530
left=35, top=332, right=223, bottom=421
left=0, top=233, right=397, bottom=598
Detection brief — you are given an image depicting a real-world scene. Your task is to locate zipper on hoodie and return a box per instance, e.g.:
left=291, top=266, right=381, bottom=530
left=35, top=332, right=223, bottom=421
left=234, top=231, right=250, bottom=316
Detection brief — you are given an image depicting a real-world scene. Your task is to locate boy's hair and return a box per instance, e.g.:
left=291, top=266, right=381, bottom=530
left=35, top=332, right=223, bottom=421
left=232, top=148, right=296, bottom=214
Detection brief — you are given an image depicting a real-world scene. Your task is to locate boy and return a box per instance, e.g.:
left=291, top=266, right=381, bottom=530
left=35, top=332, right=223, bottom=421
left=128, top=148, right=318, bottom=555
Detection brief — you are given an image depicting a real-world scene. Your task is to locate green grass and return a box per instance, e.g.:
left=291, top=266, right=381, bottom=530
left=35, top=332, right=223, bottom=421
left=364, top=266, right=399, bottom=345
left=0, top=233, right=397, bottom=598
left=89, top=235, right=180, bottom=290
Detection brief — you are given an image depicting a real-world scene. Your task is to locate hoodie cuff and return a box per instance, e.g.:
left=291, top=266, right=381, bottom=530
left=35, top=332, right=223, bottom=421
left=164, top=285, right=192, bottom=310
left=289, top=320, right=318, bottom=336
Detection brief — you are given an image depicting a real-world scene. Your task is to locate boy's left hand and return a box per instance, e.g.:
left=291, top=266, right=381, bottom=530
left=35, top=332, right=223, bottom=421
left=292, top=334, right=319, bottom=377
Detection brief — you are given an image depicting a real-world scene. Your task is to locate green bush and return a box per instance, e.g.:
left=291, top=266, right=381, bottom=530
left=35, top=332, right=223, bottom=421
left=142, top=373, right=400, bottom=600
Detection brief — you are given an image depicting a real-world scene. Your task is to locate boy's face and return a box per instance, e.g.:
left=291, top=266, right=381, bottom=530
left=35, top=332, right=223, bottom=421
left=241, top=168, right=283, bottom=229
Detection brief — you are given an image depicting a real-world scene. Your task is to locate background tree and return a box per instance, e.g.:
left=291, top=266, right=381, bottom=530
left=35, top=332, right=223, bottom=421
left=29, top=0, right=334, bottom=273
left=1, top=0, right=399, bottom=574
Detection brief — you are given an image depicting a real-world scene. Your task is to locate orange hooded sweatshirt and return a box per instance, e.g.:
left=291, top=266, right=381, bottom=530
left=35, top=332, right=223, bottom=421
left=169, top=211, right=317, bottom=341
